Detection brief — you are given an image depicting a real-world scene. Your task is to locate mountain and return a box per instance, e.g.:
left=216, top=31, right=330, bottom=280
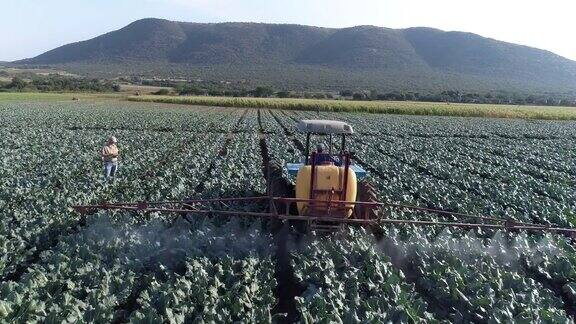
left=16, top=18, right=576, bottom=93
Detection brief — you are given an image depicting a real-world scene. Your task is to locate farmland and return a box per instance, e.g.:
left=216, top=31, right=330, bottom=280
left=0, top=92, right=119, bottom=102
left=0, top=100, right=575, bottom=322
left=129, top=95, right=576, bottom=120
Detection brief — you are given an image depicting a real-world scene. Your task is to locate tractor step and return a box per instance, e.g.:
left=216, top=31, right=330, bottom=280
left=310, top=223, right=343, bottom=232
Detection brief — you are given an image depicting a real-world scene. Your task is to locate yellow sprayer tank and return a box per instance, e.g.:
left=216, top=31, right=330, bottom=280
left=295, top=165, right=357, bottom=217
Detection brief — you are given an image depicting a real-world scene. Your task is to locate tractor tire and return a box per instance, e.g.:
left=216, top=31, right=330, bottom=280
left=356, top=179, right=379, bottom=220
left=267, top=163, right=294, bottom=199
left=357, top=179, right=386, bottom=240
left=266, top=163, right=302, bottom=232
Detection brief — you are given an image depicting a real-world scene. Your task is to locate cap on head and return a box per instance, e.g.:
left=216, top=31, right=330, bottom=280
left=108, top=136, right=117, bottom=144
left=316, top=144, right=324, bottom=152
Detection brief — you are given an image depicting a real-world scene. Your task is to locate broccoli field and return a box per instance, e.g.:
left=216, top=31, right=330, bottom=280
left=0, top=100, right=576, bottom=323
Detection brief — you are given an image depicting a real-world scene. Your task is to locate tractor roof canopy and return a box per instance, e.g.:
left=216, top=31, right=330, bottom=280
left=297, top=120, right=354, bottom=135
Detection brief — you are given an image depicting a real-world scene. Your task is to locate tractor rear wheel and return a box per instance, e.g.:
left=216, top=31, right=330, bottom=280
left=356, top=179, right=386, bottom=239
left=267, top=163, right=293, bottom=200
left=356, top=179, right=379, bottom=220
left=266, top=163, right=305, bottom=232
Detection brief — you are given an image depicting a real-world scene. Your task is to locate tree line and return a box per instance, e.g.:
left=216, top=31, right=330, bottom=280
left=2, top=74, right=575, bottom=107
left=149, top=79, right=576, bottom=107
left=0, top=76, right=117, bottom=92
left=338, top=89, right=576, bottom=107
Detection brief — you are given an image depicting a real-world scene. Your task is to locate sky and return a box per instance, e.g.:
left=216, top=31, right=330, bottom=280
left=2, top=0, right=576, bottom=61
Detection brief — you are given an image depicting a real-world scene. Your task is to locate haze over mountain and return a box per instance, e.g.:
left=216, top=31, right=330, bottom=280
left=16, top=18, right=576, bottom=93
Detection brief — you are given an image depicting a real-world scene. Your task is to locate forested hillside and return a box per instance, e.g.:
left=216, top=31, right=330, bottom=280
left=16, top=18, right=576, bottom=93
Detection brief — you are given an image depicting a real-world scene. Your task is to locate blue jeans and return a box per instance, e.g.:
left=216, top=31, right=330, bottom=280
left=104, top=162, right=118, bottom=178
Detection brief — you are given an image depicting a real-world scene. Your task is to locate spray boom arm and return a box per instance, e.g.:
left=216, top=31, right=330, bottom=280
left=72, top=196, right=576, bottom=237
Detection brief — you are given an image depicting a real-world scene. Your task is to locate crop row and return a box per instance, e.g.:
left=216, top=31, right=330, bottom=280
left=0, top=102, right=275, bottom=321
left=2, top=101, right=576, bottom=322
left=277, top=109, right=576, bottom=319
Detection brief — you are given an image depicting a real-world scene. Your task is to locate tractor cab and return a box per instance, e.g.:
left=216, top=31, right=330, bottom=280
left=285, top=120, right=367, bottom=179
left=285, top=120, right=367, bottom=230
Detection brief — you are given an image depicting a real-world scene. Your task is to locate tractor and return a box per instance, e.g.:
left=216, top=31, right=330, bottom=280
left=284, top=119, right=376, bottom=232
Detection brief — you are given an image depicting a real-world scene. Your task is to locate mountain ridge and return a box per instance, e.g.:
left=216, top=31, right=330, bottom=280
left=15, top=18, right=576, bottom=93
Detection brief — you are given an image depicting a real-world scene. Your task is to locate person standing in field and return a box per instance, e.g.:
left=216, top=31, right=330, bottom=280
left=102, top=136, right=119, bottom=179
